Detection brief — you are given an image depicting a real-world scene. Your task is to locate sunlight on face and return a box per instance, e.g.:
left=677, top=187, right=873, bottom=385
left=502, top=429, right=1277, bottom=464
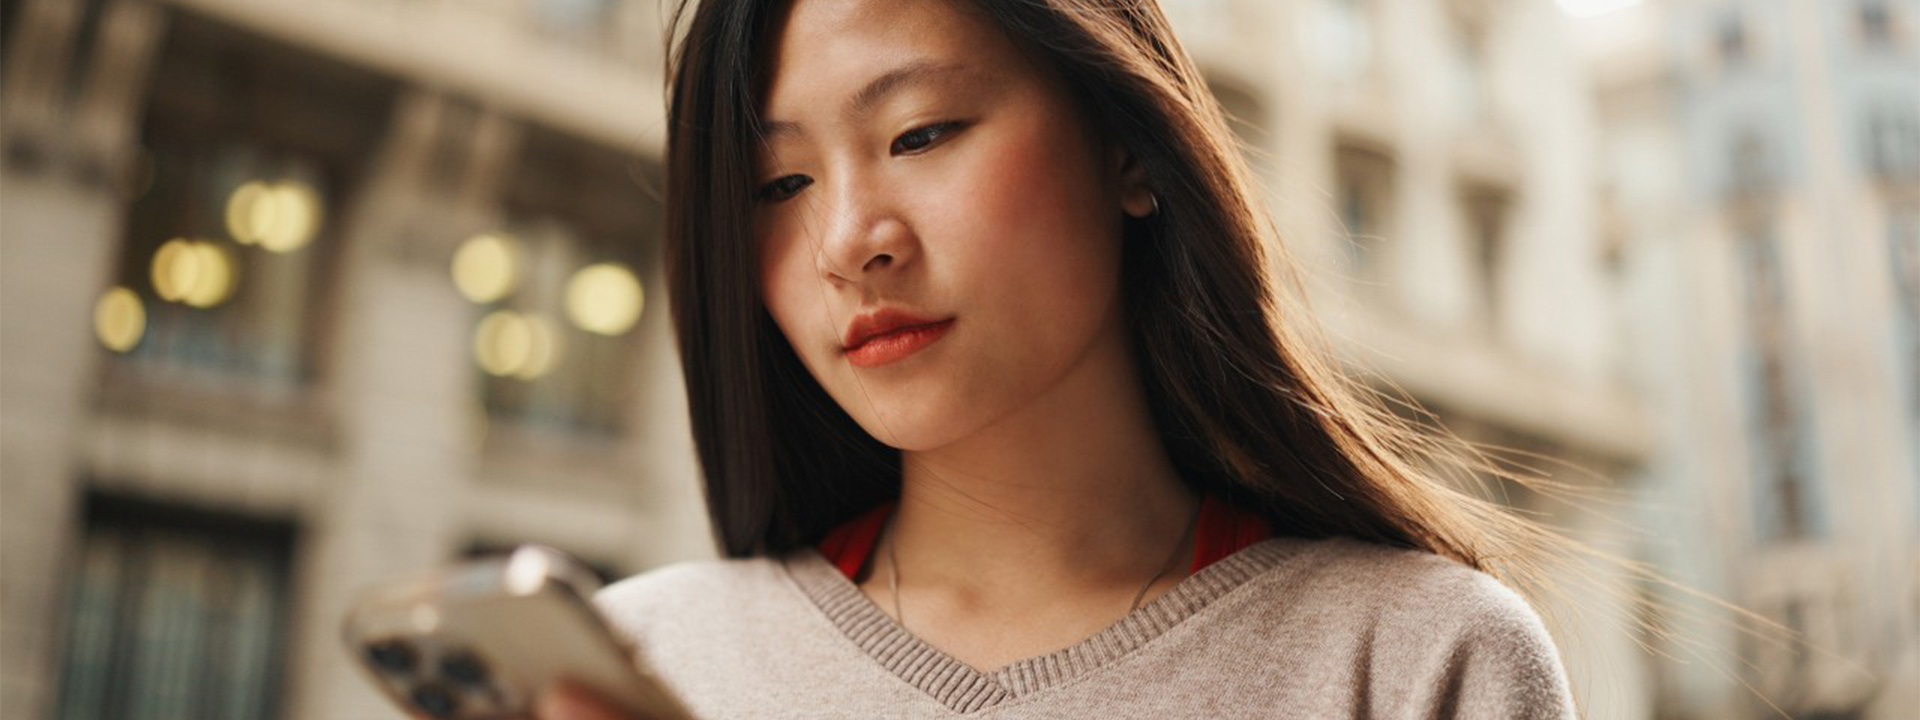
left=754, top=0, right=1137, bottom=452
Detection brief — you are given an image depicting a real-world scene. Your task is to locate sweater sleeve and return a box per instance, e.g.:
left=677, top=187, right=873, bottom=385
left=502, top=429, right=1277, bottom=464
left=1424, top=578, right=1578, bottom=720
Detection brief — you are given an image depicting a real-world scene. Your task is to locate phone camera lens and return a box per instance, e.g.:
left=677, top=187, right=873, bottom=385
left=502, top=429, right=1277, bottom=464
left=439, top=650, right=490, bottom=687
left=410, top=683, right=460, bottom=718
left=364, top=639, right=417, bottom=674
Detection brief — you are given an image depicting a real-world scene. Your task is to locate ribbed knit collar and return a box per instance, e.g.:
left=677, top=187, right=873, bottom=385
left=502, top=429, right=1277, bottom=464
left=781, top=537, right=1306, bottom=713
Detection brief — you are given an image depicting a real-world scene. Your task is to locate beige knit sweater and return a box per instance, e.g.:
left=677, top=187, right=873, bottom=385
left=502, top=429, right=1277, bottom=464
left=594, top=536, right=1576, bottom=718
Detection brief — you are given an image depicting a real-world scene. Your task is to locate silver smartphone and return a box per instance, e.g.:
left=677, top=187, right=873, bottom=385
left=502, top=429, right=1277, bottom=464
left=341, top=545, right=694, bottom=720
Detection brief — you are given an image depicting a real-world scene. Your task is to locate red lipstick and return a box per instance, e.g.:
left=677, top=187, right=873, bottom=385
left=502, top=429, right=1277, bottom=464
left=841, top=310, right=955, bottom=368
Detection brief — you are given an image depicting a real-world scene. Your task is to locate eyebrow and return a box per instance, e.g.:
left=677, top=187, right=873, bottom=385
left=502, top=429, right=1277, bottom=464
left=760, top=60, right=971, bottom=141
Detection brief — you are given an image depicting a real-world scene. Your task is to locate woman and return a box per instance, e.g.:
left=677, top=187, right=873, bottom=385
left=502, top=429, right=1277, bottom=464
left=552, top=0, right=1579, bottom=717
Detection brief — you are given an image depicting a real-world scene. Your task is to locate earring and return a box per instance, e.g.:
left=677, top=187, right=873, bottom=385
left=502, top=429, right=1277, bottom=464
left=1146, top=192, right=1160, bottom=218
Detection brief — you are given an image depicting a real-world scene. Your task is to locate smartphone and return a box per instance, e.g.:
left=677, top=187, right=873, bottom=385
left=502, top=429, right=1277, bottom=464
left=341, top=545, right=694, bottom=720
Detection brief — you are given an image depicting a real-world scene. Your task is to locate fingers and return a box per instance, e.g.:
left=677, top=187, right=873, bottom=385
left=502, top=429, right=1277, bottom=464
left=534, top=680, right=641, bottom=720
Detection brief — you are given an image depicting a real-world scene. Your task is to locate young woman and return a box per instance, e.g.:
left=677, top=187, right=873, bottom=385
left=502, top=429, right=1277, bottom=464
left=548, top=0, right=1580, bottom=717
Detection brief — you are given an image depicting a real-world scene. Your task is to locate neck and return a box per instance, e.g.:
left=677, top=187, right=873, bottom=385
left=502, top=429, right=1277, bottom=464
left=884, top=326, right=1199, bottom=607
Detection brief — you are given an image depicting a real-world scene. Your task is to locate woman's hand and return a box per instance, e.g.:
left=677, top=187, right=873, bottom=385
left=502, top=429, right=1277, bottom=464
left=532, top=681, right=650, bottom=720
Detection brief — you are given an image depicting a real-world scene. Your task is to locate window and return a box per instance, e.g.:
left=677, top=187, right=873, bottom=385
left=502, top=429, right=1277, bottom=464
left=1727, top=128, right=1779, bottom=200
left=1859, top=1, right=1893, bottom=46
left=1736, top=226, right=1824, bottom=542
left=1717, top=12, right=1750, bottom=66
left=1864, top=103, right=1920, bottom=183
left=101, top=17, right=395, bottom=391
left=1461, top=185, right=1512, bottom=325
left=1888, top=207, right=1920, bottom=494
left=465, top=126, right=659, bottom=439
left=53, top=496, right=294, bottom=720
left=1334, top=143, right=1398, bottom=286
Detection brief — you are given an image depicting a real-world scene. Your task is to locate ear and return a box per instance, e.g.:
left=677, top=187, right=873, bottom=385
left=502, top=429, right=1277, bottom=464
left=1109, top=143, right=1155, bottom=219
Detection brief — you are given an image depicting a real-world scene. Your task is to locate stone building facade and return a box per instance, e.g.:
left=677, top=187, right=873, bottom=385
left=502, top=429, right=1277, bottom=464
left=1586, top=0, right=1919, bottom=717
left=2, top=2, right=708, bottom=719
left=1164, top=0, right=1659, bottom=716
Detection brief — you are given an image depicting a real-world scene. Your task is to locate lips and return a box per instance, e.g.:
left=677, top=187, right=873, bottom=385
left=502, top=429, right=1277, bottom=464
left=841, top=310, right=955, bottom=368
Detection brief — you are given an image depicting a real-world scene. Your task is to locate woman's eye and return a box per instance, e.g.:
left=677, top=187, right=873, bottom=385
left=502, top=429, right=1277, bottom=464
left=891, top=121, right=966, bottom=155
left=756, top=174, right=812, bottom=203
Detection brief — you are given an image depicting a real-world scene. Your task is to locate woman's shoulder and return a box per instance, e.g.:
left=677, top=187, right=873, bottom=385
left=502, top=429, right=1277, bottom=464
left=1245, top=536, right=1573, bottom=715
left=1261, top=536, right=1548, bottom=633
left=1245, top=536, right=1566, bottom=677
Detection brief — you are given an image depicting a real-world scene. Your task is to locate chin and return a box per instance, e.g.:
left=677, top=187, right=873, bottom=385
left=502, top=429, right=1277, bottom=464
left=843, top=395, right=980, bottom=452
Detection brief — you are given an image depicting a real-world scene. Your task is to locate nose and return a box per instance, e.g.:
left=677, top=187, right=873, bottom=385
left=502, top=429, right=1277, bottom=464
left=814, top=175, right=916, bottom=283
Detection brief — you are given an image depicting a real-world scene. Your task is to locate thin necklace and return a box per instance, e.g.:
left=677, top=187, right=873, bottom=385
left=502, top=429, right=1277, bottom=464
left=884, top=500, right=1202, bottom=633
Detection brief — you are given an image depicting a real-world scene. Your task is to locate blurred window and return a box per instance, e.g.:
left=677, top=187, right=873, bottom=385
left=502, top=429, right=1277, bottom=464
left=1727, top=128, right=1779, bottom=199
left=1334, top=143, right=1397, bottom=286
left=1859, top=1, right=1893, bottom=46
left=1735, top=226, right=1826, bottom=542
left=1461, top=184, right=1511, bottom=325
left=1864, top=103, right=1920, bottom=183
left=1716, top=12, right=1749, bottom=66
left=1889, top=207, right=1920, bottom=492
left=53, top=496, right=294, bottom=720
left=466, top=126, right=657, bottom=439
left=103, top=17, right=395, bottom=393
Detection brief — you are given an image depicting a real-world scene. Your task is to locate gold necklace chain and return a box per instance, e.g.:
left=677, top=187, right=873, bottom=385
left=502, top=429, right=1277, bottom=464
left=884, top=500, right=1202, bottom=634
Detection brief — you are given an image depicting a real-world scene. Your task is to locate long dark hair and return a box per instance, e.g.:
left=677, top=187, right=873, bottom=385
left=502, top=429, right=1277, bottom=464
left=663, top=0, right=1557, bottom=581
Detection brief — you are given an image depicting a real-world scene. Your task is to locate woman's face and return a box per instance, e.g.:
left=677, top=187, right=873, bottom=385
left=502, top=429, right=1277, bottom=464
left=755, top=0, right=1150, bottom=451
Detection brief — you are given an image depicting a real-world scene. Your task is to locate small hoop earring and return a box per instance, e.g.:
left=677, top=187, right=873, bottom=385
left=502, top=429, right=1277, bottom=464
left=1146, top=192, right=1160, bottom=217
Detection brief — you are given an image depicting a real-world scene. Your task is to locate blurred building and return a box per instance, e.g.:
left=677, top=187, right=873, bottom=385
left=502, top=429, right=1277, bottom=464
left=1159, top=0, right=1658, bottom=718
left=1586, top=0, right=1920, bottom=717
left=1162, top=0, right=1655, bottom=716
left=0, top=1, right=711, bottom=719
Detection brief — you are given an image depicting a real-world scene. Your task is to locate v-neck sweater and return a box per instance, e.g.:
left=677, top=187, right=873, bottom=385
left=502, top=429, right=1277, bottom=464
left=594, top=535, right=1576, bottom=718
left=816, top=493, right=1275, bottom=582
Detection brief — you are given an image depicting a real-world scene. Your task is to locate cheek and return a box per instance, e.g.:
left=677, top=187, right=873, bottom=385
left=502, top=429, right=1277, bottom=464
left=935, top=118, right=1121, bottom=314
left=758, top=230, right=827, bottom=358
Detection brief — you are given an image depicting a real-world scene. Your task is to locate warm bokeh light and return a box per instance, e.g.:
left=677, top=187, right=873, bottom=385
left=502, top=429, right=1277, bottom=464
left=225, top=179, right=321, bottom=253
left=93, top=286, right=147, bottom=353
left=516, top=314, right=561, bottom=380
left=474, top=310, right=530, bottom=377
left=224, top=180, right=268, bottom=246
left=473, top=310, right=563, bottom=380
left=451, top=232, right=520, bottom=304
left=151, top=238, right=194, bottom=302
left=183, top=242, right=235, bottom=307
left=150, top=238, right=236, bottom=308
left=564, top=262, right=643, bottom=336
